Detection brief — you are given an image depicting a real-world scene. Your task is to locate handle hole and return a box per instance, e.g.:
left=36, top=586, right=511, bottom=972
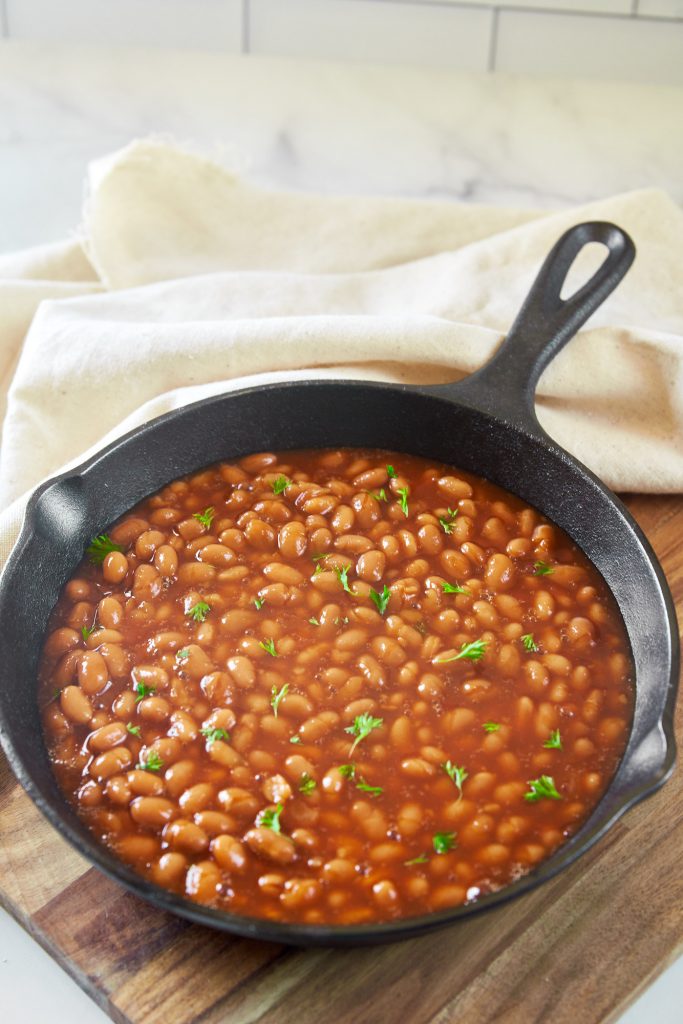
left=559, top=242, right=610, bottom=301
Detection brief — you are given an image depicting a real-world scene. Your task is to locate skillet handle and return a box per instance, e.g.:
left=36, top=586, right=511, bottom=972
left=450, top=221, right=636, bottom=425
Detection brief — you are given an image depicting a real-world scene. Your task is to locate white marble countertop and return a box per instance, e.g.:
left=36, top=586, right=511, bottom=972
left=0, top=39, right=681, bottom=1024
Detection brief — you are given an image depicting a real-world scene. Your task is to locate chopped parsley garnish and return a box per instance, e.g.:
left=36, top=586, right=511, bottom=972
left=334, top=564, right=352, bottom=594
left=334, top=616, right=349, bottom=626
left=253, top=597, right=264, bottom=610
left=137, top=751, right=164, bottom=773
left=271, top=475, right=290, bottom=495
left=260, top=803, right=283, bottom=833
left=289, top=735, right=302, bottom=745
left=260, top=637, right=278, bottom=657
left=176, top=648, right=190, bottom=661
left=483, top=721, right=501, bottom=733
left=369, top=488, right=388, bottom=503
left=270, top=682, right=289, bottom=716
left=81, top=623, right=96, bottom=641
left=525, top=775, right=562, bottom=802
left=200, top=726, right=230, bottom=744
left=356, top=777, right=383, bottom=797
left=433, top=831, right=457, bottom=855
left=441, top=582, right=470, bottom=595
left=338, top=763, right=356, bottom=779
left=126, top=723, right=141, bottom=737
left=438, top=508, right=458, bottom=534
left=534, top=560, right=554, bottom=576
left=187, top=601, right=211, bottom=623
left=86, top=533, right=124, bottom=564
left=369, top=584, right=391, bottom=616
left=386, top=465, right=397, bottom=478
left=442, top=761, right=468, bottom=799
left=308, top=616, right=320, bottom=626
left=396, top=486, right=410, bottom=517
left=521, top=633, right=539, bottom=652
left=344, top=713, right=383, bottom=755
left=134, top=682, right=155, bottom=703
left=544, top=729, right=562, bottom=750
left=192, top=507, right=215, bottom=529
left=435, top=638, right=487, bottom=664
left=299, top=773, right=317, bottom=795
left=404, top=854, right=429, bottom=866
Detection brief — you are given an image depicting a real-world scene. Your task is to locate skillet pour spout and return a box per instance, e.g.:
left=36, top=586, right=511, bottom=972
left=0, top=219, right=677, bottom=947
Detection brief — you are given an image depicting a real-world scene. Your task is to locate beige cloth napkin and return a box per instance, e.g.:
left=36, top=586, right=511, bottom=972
left=1, top=139, right=682, bottom=565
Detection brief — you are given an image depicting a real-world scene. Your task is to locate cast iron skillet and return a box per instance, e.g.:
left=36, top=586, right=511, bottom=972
left=0, top=221, right=678, bottom=946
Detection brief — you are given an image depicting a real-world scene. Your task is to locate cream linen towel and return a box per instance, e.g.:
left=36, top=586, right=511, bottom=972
left=1, top=139, right=682, bottom=566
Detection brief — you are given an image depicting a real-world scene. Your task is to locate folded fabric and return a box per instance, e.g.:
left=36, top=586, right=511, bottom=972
left=0, top=139, right=681, bottom=578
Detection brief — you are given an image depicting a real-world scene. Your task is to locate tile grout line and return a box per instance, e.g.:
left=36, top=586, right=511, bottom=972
left=242, top=0, right=250, bottom=53
left=488, top=6, right=499, bottom=71
left=341, top=0, right=683, bottom=24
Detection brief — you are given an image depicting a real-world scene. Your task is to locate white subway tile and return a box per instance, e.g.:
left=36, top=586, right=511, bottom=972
left=636, top=0, right=683, bottom=17
left=249, top=0, right=493, bottom=71
left=413, top=0, right=633, bottom=15
left=495, top=9, right=683, bottom=85
left=6, top=0, right=243, bottom=51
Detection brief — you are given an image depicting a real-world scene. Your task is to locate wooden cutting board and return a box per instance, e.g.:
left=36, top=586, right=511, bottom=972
left=1, top=493, right=681, bottom=1024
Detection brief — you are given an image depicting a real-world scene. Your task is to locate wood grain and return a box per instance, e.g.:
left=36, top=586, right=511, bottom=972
left=1, top=493, right=680, bottom=1024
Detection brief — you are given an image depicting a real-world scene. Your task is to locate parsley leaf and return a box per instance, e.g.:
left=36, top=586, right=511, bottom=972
left=386, top=465, right=397, bottom=478
left=433, top=831, right=457, bottom=855
left=442, top=761, right=468, bottom=799
left=81, top=623, right=96, bottom=641
left=442, top=582, right=470, bottom=595
left=176, top=648, right=190, bottom=661
left=187, top=601, right=211, bottom=623
left=308, top=616, right=320, bottom=626
left=126, top=723, right=141, bottom=737
left=534, top=560, right=554, bottom=576
left=338, top=763, right=356, bottom=779
left=137, top=751, right=164, bottom=773
left=271, top=475, right=290, bottom=495
left=483, top=721, right=501, bottom=733
left=334, top=565, right=352, bottom=594
left=260, top=803, right=283, bottom=833
left=86, top=533, right=124, bottom=564
left=356, top=777, right=383, bottom=797
left=544, top=729, right=562, bottom=750
left=438, top=508, right=458, bottom=534
left=521, top=633, right=539, bottom=652
left=134, top=682, right=155, bottom=703
left=193, top=507, right=215, bottom=529
left=369, top=584, right=391, bottom=616
left=260, top=637, right=278, bottom=657
left=396, top=486, right=410, bottom=517
left=201, top=726, right=230, bottom=745
left=254, top=597, right=264, bottom=610
left=368, top=488, right=388, bottom=503
left=344, top=713, right=384, bottom=755
left=289, top=735, right=302, bottom=745
left=404, top=853, right=429, bottom=866
left=524, top=775, right=562, bottom=802
left=435, top=638, right=487, bottom=664
left=270, top=682, right=289, bottom=716
left=299, top=773, right=317, bottom=795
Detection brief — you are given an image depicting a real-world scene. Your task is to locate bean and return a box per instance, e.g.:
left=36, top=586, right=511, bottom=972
left=400, top=758, right=436, bottom=779
left=103, top=551, right=129, bottom=583
left=78, top=650, right=109, bottom=695
left=116, top=835, right=160, bottom=864
left=131, top=796, right=177, bottom=828
left=64, top=579, right=91, bottom=602
left=372, top=879, right=399, bottom=910
left=152, top=852, right=188, bottom=888
left=437, top=476, right=472, bottom=500
left=138, top=696, right=172, bottom=722
left=194, top=810, right=236, bottom=837
left=208, top=740, right=243, bottom=769
left=431, top=885, right=467, bottom=910
left=185, top=860, right=222, bottom=902
left=164, top=819, right=210, bottom=854
left=278, top=521, right=307, bottom=559
left=322, top=858, right=356, bottom=883
left=299, top=711, right=339, bottom=743
left=244, top=826, right=297, bottom=864
left=60, top=686, right=93, bottom=725
left=88, top=722, right=128, bottom=752
left=90, top=747, right=133, bottom=780
left=217, top=787, right=261, bottom=818
left=44, top=627, right=81, bottom=660
left=212, top=835, right=248, bottom=872
left=133, top=564, right=162, bottom=601
left=154, top=545, right=179, bottom=577
left=128, top=769, right=165, bottom=796
left=484, top=553, right=515, bottom=592
left=397, top=802, right=423, bottom=837
left=78, top=780, right=104, bottom=806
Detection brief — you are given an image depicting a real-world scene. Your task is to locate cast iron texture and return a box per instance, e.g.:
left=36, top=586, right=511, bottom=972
left=0, top=222, right=678, bottom=946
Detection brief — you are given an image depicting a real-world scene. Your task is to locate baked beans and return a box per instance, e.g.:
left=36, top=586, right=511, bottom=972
left=39, top=449, right=633, bottom=924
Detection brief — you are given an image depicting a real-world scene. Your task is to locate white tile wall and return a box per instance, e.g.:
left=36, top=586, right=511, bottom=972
left=495, top=9, right=683, bottom=84
left=5, top=0, right=243, bottom=51
left=249, top=0, right=493, bottom=70
left=2, top=0, right=683, bottom=84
